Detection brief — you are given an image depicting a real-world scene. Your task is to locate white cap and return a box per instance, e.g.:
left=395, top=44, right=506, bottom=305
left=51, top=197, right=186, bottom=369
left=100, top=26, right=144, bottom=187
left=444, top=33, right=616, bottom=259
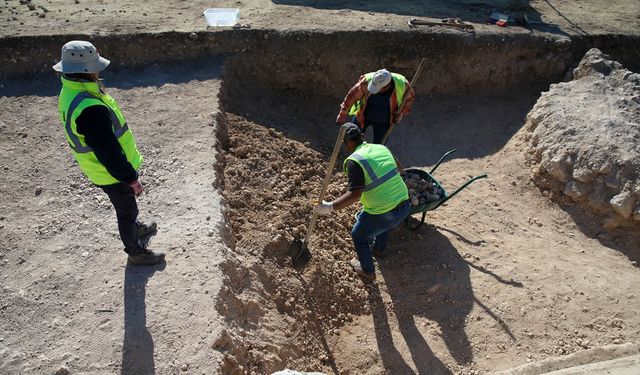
left=52, top=40, right=110, bottom=74
left=367, top=69, right=392, bottom=94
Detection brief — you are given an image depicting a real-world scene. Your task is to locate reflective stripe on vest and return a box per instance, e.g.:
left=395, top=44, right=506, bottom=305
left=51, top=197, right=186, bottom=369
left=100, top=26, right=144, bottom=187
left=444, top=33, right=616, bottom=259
left=65, top=92, right=130, bottom=154
left=349, top=152, right=400, bottom=192
left=344, top=142, right=409, bottom=214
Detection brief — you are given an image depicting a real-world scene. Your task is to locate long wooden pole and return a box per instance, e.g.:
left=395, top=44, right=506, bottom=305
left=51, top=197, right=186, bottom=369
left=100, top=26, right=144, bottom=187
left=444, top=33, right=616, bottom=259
left=300, top=125, right=347, bottom=254
left=381, top=57, right=427, bottom=145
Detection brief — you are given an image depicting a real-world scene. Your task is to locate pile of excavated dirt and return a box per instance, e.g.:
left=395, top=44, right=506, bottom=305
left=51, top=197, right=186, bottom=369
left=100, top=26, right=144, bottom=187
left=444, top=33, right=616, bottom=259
left=214, top=113, right=375, bottom=374
left=522, top=48, right=640, bottom=230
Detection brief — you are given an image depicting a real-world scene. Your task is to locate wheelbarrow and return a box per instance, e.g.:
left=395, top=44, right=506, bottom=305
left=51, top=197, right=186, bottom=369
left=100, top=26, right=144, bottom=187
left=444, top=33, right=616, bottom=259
left=404, top=149, right=487, bottom=230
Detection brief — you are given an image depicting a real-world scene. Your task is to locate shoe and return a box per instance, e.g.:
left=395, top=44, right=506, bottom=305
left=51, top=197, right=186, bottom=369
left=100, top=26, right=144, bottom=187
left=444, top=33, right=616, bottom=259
left=349, top=258, right=376, bottom=282
left=128, top=248, right=165, bottom=265
left=371, top=248, right=386, bottom=258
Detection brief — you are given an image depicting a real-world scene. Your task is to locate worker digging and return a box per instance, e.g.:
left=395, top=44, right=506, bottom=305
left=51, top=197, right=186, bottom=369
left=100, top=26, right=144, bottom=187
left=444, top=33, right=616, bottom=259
left=316, top=123, right=410, bottom=281
left=3, top=3, right=640, bottom=374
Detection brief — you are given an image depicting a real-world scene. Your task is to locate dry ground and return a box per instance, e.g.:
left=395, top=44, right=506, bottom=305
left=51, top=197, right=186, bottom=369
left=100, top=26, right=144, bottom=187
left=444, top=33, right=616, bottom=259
left=214, top=89, right=640, bottom=374
left=1, top=0, right=639, bottom=37
left=1, top=1, right=640, bottom=374
left=0, top=61, right=227, bottom=374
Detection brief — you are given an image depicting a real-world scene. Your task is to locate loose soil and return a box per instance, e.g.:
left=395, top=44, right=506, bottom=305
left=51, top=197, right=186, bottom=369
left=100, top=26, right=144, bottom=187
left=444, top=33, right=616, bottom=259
left=1, top=1, right=640, bottom=375
left=215, top=83, right=640, bottom=373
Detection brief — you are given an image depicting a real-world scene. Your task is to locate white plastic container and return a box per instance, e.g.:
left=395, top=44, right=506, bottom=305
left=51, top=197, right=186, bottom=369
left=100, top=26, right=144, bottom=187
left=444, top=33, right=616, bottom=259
left=203, top=8, right=240, bottom=27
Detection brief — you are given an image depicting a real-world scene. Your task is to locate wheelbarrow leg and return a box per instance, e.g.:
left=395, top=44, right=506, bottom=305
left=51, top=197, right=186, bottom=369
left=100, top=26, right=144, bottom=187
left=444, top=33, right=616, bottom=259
left=405, top=211, right=427, bottom=231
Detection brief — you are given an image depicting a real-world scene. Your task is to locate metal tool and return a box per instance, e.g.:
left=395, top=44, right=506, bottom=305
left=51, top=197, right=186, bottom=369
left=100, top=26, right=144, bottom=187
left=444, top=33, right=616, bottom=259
left=408, top=17, right=475, bottom=30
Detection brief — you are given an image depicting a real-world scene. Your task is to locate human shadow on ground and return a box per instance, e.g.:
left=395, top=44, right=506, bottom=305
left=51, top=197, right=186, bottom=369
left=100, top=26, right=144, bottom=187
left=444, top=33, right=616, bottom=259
left=0, top=58, right=222, bottom=97
left=367, top=223, right=521, bottom=373
left=121, top=260, right=166, bottom=375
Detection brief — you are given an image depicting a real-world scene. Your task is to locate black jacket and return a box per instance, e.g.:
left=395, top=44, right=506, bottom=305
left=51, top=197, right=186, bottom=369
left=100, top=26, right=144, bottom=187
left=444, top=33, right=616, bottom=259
left=75, top=105, right=138, bottom=184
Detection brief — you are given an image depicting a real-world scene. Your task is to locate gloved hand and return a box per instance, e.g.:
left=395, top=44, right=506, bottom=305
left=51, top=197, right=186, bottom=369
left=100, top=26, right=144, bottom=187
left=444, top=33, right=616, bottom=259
left=316, top=200, right=334, bottom=215
left=129, top=179, right=144, bottom=196
left=392, top=112, right=404, bottom=124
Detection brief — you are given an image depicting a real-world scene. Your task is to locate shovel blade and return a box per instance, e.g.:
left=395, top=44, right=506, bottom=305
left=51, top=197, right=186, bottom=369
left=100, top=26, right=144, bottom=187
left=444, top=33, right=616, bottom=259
left=289, top=238, right=311, bottom=267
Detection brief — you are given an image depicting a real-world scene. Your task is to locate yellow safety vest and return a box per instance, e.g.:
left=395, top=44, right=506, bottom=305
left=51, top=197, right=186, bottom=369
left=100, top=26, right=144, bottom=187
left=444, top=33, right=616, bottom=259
left=58, top=76, right=142, bottom=185
left=344, top=142, right=409, bottom=214
left=348, top=72, right=407, bottom=117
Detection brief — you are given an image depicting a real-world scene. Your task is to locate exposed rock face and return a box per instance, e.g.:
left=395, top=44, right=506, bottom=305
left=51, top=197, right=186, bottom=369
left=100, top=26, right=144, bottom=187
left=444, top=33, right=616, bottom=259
left=524, top=48, right=640, bottom=229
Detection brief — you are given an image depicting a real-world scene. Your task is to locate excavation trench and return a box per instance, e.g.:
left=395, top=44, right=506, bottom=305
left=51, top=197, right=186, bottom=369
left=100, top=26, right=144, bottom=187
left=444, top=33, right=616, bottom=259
left=2, top=30, right=638, bottom=374
left=209, top=30, right=640, bottom=374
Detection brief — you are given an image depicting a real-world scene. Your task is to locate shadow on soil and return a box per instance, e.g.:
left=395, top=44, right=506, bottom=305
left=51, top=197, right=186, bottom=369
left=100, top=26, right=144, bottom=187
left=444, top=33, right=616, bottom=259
left=561, top=202, right=640, bottom=264
left=271, top=0, right=573, bottom=35
left=121, top=261, right=166, bottom=375
left=0, top=58, right=222, bottom=97
left=271, top=0, right=535, bottom=22
left=369, top=223, right=521, bottom=372
left=225, top=87, right=541, bottom=165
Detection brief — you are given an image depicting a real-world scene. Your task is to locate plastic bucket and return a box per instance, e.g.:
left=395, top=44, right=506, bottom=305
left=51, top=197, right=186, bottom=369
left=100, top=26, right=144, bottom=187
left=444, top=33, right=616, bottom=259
left=203, top=8, right=239, bottom=27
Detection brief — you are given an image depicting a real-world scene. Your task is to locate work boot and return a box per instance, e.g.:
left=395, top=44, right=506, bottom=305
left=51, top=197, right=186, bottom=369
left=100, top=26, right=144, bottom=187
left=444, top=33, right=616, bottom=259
left=349, top=258, right=376, bottom=282
left=127, top=248, right=165, bottom=266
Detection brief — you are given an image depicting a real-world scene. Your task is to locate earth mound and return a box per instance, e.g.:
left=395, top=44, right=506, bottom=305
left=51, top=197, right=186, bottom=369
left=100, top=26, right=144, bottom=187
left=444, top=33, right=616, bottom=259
left=523, top=48, right=640, bottom=229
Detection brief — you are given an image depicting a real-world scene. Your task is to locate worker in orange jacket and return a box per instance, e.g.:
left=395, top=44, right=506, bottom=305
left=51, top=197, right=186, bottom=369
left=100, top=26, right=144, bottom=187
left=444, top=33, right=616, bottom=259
left=336, top=69, right=415, bottom=144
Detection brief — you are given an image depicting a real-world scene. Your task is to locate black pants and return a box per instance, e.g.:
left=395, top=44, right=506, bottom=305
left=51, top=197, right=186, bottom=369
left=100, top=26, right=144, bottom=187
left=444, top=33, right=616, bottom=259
left=354, top=117, right=390, bottom=144
left=101, top=183, right=143, bottom=255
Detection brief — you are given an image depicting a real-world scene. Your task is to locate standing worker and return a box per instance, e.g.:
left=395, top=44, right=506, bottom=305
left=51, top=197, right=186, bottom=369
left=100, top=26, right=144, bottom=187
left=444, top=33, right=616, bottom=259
left=316, top=123, right=409, bottom=281
left=336, top=69, right=416, bottom=144
left=54, top=40, right=164, bottom=265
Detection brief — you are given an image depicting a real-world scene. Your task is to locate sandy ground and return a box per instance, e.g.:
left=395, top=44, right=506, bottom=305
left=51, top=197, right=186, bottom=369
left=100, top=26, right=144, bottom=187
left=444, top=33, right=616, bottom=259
left=1, top=1, right=640, bottom=375
left=1, top=0, right=639, bottom=37
left=214, top=87, right=640, bottom=374
left=0, top=61, right=227, bottom=374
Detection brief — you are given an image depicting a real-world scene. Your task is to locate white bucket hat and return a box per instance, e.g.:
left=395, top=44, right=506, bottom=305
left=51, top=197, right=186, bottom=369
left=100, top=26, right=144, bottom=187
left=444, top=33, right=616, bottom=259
left=367, top=69, right=392, bottom=94
left=52, top=40, right=110, bottom=74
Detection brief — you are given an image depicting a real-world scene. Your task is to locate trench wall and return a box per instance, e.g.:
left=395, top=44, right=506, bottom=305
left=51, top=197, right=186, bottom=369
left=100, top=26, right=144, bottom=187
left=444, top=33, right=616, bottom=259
left=1, top=31, right=639, bottom=97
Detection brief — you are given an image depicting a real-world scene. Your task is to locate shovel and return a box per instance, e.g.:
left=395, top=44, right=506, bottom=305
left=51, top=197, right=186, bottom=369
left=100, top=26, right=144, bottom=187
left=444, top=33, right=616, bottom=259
left=381, top=57, right=426, bottom=145
left=289, top=125, right=347, bottom=266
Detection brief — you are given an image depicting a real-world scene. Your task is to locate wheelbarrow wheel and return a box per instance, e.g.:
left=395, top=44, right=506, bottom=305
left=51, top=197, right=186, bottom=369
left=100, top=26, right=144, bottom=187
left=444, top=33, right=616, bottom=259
left=405, top=212, right=427, bottom=231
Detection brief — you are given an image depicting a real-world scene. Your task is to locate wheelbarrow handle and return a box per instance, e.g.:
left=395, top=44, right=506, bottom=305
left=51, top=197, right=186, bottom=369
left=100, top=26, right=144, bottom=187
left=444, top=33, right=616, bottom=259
left=429, top=149, right=457, bottom=175
left=433, top=174, right=488, bottom=209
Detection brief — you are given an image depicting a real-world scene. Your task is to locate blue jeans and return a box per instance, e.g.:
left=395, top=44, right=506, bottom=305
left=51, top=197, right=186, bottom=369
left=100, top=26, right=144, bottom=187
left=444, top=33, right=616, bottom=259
left=351, top=200, right=410, bottom=273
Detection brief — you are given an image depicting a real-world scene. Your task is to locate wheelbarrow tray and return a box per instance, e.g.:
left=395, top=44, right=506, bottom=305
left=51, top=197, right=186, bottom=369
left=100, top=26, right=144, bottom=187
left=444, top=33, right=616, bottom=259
left=403, top=149, right=487, bottom=230
left=404, top=167, right=448, bottom=214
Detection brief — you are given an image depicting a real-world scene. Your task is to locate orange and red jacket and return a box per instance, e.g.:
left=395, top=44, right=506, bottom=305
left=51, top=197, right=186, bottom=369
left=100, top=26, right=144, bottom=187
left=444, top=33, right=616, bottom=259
left=336, top=73, right=416, bottom=127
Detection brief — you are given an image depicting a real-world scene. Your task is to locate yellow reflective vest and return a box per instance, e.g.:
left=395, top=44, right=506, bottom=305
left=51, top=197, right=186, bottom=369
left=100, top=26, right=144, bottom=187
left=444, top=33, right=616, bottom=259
left=58, top=77, right=142, bottom=185
left=344, top=142, right=409, bottom=214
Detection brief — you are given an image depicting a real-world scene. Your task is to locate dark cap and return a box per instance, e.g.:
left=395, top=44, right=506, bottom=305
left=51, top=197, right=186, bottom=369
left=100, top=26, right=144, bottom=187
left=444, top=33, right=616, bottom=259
left=341, top=122, right=362, bottom=141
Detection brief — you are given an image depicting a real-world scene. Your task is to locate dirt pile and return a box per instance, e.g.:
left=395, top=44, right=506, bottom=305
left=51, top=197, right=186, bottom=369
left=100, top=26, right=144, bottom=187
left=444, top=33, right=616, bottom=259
left=522, top=48, right=640, bottom=229
left=214, top=113, right=386, bottom=374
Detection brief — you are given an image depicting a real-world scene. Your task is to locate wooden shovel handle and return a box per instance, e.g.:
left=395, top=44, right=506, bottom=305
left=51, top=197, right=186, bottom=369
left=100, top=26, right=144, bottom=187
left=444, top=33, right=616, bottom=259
left=303, top=125, right=347, bottom=247
left=382, top=57, right=427, bottom=145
